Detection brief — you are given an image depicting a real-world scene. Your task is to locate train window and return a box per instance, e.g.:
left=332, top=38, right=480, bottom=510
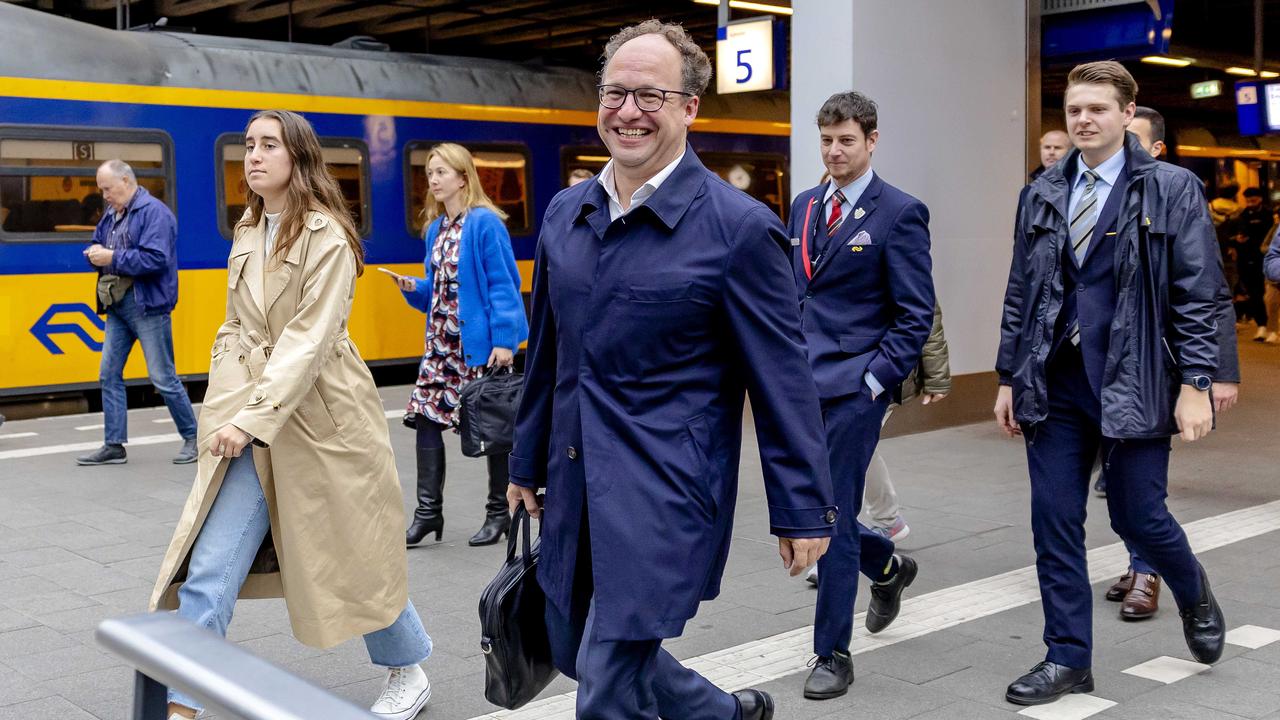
left=405, top=142, right=532, bottom=237
left=560, top=146, right=610, bottom=187
left=216, top=135, right=370, bottom=240
left=699, top=152, right=790, bottom=222
left=0, top=126, right=173, bottom=243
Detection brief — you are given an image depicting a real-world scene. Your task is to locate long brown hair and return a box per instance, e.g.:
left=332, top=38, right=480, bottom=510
left=420, top=142, right=508, bottom=226
left=236, top=110, right=365, bottom=275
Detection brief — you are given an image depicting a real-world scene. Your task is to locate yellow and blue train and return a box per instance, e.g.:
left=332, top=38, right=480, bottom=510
left=0, top=4, right=792, bottom=397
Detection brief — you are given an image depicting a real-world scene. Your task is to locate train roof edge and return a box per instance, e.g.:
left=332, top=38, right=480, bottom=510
left=0, top=4, right=787, bottom=121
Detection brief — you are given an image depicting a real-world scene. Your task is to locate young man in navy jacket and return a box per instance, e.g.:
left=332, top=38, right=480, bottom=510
left=788, top=91, right=935, bottom=700
left=996, top=61, right=1227, bottom=705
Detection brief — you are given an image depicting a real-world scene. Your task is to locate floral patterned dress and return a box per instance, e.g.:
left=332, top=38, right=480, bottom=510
left=405, top=213, right=483, bottom=428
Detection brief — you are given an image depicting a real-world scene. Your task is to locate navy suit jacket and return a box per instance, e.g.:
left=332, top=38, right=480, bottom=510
left=509, top=147, right=837, bottom=642
left=787, top=174, right=935, bottom=400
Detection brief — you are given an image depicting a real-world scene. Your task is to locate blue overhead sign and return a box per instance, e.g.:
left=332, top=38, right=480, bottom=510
left=1042, top=0, right=1174, bottom=61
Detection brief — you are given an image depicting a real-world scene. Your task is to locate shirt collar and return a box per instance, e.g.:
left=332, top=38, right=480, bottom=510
left=823, top=168, right=875, bottom=207
left=1074, top=146, right=1124, bottom=190
left=598, top=150, right=686, bottom=216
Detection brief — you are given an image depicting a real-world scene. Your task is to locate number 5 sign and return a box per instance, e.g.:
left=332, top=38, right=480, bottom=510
left=716, top=16, right=775, bottom=95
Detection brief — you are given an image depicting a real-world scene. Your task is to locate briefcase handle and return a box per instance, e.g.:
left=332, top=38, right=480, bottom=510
left=505, top=504, right=536, bottom=570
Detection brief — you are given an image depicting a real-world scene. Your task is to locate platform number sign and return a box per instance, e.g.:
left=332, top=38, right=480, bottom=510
left=716, top=16, right=775, bottom=95
left=72, top=141, right=94, bottom=162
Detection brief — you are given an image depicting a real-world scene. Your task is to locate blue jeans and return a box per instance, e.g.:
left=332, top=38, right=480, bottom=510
left=100, top=288, right=197, bottom=444
left=170, top=452, right=432, bottom=711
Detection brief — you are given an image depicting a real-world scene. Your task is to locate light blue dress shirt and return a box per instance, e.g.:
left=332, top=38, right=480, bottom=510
left=1068, top=146, right=1125, bottom=227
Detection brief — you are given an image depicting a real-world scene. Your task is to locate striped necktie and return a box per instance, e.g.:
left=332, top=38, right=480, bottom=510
left=1067, top=170, right=1100, bottom=346
left=827, top=189, right=847, bottom=235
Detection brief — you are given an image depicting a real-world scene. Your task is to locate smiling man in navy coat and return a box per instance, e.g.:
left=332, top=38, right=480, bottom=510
left=788, top=91, right=935, bottom=700
left=507, top=20, right=837, bottom=720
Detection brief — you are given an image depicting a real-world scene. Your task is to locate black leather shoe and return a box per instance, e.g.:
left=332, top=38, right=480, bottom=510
left=76, top=444, right=127, bottom=465
left=1005, top=661, right=1093, bottom=706
left=803, top=650, right=853, bottom=700
left=1180, top=566, right=1225, bottom=664
left=866, top=555, right=917, bottom=633
left=732, top=688, right=773, bottom=720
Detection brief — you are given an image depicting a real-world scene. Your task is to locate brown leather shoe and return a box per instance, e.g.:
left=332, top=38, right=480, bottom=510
left=1120, top=573, right=1160, bottom=621
left=1105, top=569, right=1134, bottom=602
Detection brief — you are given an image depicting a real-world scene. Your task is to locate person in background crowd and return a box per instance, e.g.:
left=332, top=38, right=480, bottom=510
left=1263, top=214, right=1280, bottom=342
left=1266, top=215, right=1280, bottom=283
left=389, top=142, right=528, bottom=548
left=508, top=20, right=835, bottom=719
left=1234, top=187, right=1271, bottom=340
left=151, top=110, right=435, bottom=720
left=76, top=159, right=198, bottom=467
left=1033, top=130, right=1072, bottom=181
left=788, top=90, right=934, bottom=700
left=1094, top=105, right=1240, bottom=622
left=997, top=61, right=1226, bottom=706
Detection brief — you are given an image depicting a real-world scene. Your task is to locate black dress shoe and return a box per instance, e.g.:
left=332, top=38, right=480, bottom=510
left=803, top=650, right=853, bottom=700
left=1005, top=661, right=1093, bottom=706
left=866, top=555, right=917, bottom=634
left=732, top=688, right=773, bottom=720
left=1180, top=565, right=1225, bottom=664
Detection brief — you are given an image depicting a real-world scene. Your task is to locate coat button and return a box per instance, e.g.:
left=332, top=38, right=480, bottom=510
left=567, top=446, right=578, bottom=460
left=825, top=509, right=837, bottom=524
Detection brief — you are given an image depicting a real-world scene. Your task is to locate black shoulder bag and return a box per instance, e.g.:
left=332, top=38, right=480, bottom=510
left=478, top=504, right=558, bottom=709
left=459, top=366, right=524, bottom=458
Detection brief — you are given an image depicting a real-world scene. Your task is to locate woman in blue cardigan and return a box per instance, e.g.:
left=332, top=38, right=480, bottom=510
left=390, top=143, right=528, bottom=547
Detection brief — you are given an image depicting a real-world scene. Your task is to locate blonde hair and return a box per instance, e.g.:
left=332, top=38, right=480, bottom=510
left=420, top=143, right=508, bottom=226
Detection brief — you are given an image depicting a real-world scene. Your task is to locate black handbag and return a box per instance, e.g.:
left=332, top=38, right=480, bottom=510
left=459, top=367, right=523, bottom=458
left=478, top=505, right=558, bottom=710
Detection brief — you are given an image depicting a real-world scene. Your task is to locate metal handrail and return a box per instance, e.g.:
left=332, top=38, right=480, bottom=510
left=96, top=613, right=375, bottom=719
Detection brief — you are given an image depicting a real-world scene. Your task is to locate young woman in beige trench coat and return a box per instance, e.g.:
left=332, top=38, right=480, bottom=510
left=150, top=110, right=432, bottom=720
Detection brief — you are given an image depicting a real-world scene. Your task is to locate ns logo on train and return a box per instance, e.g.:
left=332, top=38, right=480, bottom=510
left=29, top=303, right=105, bottom=354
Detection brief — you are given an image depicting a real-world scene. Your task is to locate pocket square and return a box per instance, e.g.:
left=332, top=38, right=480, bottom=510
left=848, top=231, right=873, bottom=247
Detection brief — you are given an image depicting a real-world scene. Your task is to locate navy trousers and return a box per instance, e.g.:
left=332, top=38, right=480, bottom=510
left=813, top=388, right=896, bottom=657
left=1025, top=346, right=1203, bottom=669
left=544, top=513, right=739, bottom=720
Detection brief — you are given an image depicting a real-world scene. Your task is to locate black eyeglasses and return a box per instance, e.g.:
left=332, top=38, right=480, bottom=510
left=597, top=84, right=693, bottom=112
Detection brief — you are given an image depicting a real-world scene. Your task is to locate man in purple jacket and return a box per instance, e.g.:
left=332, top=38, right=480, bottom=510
left=77, top=159, right=196, bottom=466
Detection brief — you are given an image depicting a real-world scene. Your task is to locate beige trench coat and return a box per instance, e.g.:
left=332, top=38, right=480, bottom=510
left=149, top=210, right=408, bottom=649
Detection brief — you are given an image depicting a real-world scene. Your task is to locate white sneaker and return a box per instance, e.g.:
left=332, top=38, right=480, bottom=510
left=370, top=664, right=431, bottom=720
left=1266, top=331, right=1280, bottom=344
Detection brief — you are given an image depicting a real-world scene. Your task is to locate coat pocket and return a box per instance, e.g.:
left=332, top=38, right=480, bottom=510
left=296, top=385, right=340, bottom=442
left=680, top=414, right=718, bottom=520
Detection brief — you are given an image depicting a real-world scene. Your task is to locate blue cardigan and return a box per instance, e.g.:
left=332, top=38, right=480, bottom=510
left=401, top=207, right=529, bottom=366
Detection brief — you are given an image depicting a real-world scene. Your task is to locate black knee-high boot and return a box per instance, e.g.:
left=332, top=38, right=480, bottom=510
left=468, top=454, right=512, bottom=546
left=406, top=447, right=446, bottom=545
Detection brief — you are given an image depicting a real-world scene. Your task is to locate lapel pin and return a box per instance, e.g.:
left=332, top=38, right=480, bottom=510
left=853, top=207, right=866, bottom=220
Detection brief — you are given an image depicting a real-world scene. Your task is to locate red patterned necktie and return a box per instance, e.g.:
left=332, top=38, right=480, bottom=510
left=827, top=189, right=846, bottom=234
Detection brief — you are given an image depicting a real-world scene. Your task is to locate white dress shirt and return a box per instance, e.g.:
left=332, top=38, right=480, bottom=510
left=598, top=151, right=686, bottom=222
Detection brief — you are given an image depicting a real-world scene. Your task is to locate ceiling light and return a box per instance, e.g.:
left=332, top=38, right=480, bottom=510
left=1141, top=56, right=1192, bottom=67
left=693, top=0, right=793, bottom=16
left=1226, top=67, right=1259, bottom=76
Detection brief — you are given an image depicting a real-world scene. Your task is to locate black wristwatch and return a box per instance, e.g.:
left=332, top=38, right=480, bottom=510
left=1186, top=375, right=1212, bottom=391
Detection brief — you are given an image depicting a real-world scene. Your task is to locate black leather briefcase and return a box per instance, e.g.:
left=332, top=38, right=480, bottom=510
left=478, top=505, right=558, bottom=710
left=458, top=367, right=523, bottom=458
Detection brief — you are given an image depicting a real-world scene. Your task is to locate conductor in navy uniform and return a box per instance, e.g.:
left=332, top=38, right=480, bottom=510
left=787, top=91, right=935, bottom=700
left=507, top=20, right=837, bottom=720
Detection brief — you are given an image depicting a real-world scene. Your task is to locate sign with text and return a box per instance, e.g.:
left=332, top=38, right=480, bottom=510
left=716, top=16, right=775, bottom=95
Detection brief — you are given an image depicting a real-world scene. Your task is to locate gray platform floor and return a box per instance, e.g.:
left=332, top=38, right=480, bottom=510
left=0, top=334, right=1277, bottom=720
